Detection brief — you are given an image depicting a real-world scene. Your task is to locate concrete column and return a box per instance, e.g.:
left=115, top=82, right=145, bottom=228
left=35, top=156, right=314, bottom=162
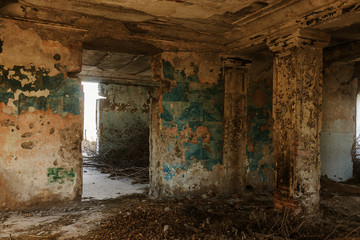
left=267, top=28, right=330, bottom=214
left=222, top=57, right=250, bottom=194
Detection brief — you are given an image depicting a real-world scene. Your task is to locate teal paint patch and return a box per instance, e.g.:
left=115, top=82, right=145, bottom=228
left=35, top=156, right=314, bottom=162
left=160, top=103, right=173, bottom=127
left=162, top=60, right=175, bottom=80
left=175, top=70, right=187, bottom=82
left=47, top=168, right=75, bottom=184
left=162, top=82, right=189, bottom=102
left=177, top=102, right=203, bottom=123
left=163, top=163, right=186, bottom=181
left=0, top=65, right=81, bottom=116
left=188, top=74, right=200, bottom=83
left=160, top=60, right=224, bottom=172
left=168, top=141, right=174, bottom=151
left=258, top=169, right=266, bottom=183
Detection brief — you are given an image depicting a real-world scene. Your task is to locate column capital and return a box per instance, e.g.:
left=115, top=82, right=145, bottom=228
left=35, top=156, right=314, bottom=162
left=267, top=28, right=330, bottom=53
left=222, top=56, right=252, bottom=69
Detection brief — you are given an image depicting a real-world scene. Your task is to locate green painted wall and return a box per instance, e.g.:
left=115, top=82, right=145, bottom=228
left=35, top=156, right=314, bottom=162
left=0, top=65, right=81, bottom=116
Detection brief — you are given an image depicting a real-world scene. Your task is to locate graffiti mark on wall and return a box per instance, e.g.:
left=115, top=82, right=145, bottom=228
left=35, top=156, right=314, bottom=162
left=47, top=168, right=75, bottom=184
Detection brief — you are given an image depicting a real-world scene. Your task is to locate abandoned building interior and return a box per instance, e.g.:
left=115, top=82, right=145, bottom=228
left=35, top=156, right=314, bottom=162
left=1, top=0, right=360, bottom=239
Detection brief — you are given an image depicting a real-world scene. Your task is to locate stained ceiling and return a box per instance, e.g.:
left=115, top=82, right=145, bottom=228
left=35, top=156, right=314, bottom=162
left=0, top=0, right=360, bottom=55
left=79, top=50, right=153, bottom=86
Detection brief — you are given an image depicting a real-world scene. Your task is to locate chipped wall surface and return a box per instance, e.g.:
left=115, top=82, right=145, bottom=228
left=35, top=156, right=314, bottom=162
left=321, top=62, right=357, bottom=182
left=272, top=46, right=324, bottom=214
left=98, top=83, right=151, bottom=163
left=246, top=54, right=273, bottom=190
left=150, top=52, right=224, bottom=197
left=0, top=20, right=83, bottom=210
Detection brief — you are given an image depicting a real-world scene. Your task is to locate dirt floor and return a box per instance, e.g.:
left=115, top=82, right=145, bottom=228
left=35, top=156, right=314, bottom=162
left=0, top=186, right=359, bottom=239
left=1, top=158, right=360, bottom=240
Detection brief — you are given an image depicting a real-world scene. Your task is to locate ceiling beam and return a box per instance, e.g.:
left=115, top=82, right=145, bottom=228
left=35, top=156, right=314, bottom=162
left=324, top=40, right=360, bottom=63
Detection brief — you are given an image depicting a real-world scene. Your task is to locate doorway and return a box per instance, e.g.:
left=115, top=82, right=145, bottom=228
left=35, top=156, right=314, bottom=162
left=80, top=50, right=153, bottom=200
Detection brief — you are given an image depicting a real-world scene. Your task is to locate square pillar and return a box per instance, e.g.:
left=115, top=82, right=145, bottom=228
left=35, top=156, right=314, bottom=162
left=222, top=57, right=250, bottom=194
left=267, top=28, right=330, bottom=214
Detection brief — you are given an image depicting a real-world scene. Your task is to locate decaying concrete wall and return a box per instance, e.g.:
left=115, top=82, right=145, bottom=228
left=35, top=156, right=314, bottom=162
left=321, top=62, right=357, bottom=182
left=150, top=52, right=224, bottom=197
left=246, top=53, right=273, bottom=190
left=0, top=20, right=83, bottom=210
left=98, top=83, right=151, bottom=164
left=268, top=28, right=330, bottom=214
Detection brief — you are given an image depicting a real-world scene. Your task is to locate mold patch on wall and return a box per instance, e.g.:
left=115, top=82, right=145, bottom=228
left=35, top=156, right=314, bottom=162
left=150, top=52, right=224, bottom=197
left=246, top=54, right=273, bottom=189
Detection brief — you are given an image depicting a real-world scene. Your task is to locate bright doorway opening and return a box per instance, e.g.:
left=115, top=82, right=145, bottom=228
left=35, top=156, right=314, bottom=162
left=82, top=81, right=103, bottom=156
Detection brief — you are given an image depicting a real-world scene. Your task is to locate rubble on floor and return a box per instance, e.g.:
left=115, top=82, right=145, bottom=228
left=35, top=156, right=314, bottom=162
left=1, top=163, right=360, bottom=240
left=0, top=183, right=359, bottom=240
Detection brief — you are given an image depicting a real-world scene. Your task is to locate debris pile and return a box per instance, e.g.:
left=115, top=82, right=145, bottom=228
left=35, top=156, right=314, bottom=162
left=80, top=192, right=360, bottom=240
left=83, top=118, right=149, bottom=184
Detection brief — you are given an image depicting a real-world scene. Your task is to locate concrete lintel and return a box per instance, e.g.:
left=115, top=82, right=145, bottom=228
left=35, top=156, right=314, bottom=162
left=79, top=75, right=161, bottom=88
left=222, top=55, right=252, bottom=69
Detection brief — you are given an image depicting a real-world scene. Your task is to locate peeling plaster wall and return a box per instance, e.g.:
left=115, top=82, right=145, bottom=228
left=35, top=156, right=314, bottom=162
left=0, top=20, right=83, bottom=210
left=246, top=53, right=273, bottom=189
left=150, top=52, right=224, bottom=197
left=321, top=62, right=357, bottom=182
left=98, top=83, right=151, bottom=163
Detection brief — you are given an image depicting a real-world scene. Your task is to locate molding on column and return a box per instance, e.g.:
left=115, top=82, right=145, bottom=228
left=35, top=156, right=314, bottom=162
left=222, top=56, right=252, bottom=69
left=267, top=27, right=331, bottom=54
